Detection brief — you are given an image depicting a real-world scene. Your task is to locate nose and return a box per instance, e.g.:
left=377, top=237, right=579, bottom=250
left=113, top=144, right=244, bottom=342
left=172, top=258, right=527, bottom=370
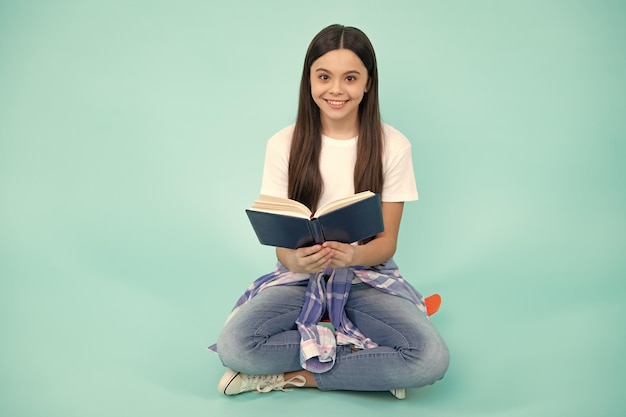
left=329, top=78, right=343, bottom=95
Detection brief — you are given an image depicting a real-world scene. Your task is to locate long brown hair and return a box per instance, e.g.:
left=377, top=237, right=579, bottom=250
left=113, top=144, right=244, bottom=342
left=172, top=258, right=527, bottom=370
left=288, top=24, right=383, bottom=212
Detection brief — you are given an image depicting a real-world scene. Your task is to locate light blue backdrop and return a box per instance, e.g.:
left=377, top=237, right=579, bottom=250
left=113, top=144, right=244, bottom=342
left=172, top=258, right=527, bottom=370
left=1, top=1, right=624, bottom=416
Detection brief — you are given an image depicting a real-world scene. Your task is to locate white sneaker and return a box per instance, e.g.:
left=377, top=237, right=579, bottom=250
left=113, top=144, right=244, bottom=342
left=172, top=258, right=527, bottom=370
left=218, top=369, right=306, bottom=395
left=389, top=388, right=406, bottom=399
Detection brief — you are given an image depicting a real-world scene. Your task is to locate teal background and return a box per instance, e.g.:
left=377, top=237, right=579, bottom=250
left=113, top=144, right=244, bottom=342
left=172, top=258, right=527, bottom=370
left=1, top=1, right=624, bottom=416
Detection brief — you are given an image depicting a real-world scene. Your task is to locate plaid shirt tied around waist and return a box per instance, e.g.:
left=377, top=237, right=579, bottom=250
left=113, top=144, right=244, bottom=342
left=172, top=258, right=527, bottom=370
left=209, top=259, right=427, bottom=374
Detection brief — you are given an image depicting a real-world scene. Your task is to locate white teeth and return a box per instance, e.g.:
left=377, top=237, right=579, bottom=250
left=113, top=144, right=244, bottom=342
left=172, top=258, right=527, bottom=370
left=327, top=100, right=346, bottom=106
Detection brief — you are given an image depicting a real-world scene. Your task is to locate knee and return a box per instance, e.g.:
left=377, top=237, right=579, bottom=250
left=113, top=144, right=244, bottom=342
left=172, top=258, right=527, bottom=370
left=425, top=339, right=450, bottom=384
left=216, top=327, right=255, bottom=372
left=405, top=334, right=450, bottom=387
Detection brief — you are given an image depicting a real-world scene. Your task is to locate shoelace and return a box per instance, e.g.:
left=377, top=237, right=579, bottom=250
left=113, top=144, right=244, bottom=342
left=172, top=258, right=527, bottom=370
left=246, top=374, right=307, bottom=393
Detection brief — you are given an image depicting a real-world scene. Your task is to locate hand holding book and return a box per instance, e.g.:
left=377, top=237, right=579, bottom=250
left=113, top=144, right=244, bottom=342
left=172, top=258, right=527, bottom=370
left=245, top=191, right=384, bottom=249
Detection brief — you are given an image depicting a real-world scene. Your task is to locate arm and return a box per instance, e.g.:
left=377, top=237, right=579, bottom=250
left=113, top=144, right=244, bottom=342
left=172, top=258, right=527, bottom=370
left=323, top=201, right=404, bottom=268
left=276, top=201, right=404, bottom=272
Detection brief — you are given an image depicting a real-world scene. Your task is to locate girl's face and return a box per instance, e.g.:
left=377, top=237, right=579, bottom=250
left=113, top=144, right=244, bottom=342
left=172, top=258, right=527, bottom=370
left=310, top=48, right=370, bottom=133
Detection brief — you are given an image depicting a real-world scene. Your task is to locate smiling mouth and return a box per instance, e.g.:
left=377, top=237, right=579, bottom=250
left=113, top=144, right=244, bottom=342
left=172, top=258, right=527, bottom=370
left=325, top=99, right=348, bottom=108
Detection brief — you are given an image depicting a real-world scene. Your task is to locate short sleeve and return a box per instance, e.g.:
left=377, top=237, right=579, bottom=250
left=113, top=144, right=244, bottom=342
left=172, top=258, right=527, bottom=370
left=259, top=126, right=293, bottom=199
left=381, top=125, right=418, bottom=202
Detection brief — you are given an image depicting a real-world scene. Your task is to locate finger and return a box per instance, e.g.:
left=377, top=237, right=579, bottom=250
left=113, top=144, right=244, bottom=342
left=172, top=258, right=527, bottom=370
left=323, top=241, right=348, bottom=253
left=307, top=248, right=331, bottom=266
left=298, top=244, right=323, bottom=257
left=310, top=249, right=333, bottom=271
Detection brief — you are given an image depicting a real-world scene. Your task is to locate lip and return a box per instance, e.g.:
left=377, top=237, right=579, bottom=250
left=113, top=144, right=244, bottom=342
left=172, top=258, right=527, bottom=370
left=325, top=99, right=348, bottom=109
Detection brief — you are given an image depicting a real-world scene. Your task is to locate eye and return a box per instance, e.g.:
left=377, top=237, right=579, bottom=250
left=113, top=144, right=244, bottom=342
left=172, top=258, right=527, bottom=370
left=346, top=75, right=357, bottom=82
left=319, top=74, right=330, bottom=81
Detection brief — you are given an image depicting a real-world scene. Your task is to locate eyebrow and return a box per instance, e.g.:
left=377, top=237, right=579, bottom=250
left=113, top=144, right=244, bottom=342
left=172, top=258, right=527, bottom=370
left=315, top=68, right=362, bottom=75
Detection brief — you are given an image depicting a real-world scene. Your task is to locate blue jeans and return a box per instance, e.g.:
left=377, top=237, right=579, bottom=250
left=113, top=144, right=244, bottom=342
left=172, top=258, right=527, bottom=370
left=217, top=282, right=450, bottom=391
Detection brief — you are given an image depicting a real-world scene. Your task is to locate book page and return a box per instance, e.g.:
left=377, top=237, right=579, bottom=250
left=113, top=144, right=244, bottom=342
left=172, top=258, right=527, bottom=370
left=314, top=191, right=375, bottom=217
left=250, top=195, right=313, bottom=219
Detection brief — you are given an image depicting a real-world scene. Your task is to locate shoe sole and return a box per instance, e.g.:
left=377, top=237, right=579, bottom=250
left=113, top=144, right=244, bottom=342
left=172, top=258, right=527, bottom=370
left=390, top=388, right=406, bottom=399
left=218, top=370, right=241, bottom=395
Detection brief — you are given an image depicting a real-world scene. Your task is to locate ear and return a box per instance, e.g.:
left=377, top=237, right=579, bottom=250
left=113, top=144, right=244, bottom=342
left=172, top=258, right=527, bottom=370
left=365, top=77, right=372, bottom=93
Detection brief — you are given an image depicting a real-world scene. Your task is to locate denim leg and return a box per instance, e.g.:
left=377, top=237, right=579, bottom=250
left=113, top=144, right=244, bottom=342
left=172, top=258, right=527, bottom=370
left=216, top=285, right=306, bottom=374
left=315, top=283, right=450, bottom=391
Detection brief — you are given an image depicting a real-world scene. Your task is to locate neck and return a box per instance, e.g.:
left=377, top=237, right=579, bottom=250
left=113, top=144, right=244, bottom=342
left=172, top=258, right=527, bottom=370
left=320, top=115, right=359, bottom=140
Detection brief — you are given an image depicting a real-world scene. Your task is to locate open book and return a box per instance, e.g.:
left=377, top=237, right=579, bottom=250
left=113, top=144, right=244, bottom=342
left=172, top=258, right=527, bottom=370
left=246, top=191, right=384, bottom=249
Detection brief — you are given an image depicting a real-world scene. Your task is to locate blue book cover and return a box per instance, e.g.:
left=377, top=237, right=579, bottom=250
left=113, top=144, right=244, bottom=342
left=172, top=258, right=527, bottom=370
left=245, top=192, right=383, bottom=249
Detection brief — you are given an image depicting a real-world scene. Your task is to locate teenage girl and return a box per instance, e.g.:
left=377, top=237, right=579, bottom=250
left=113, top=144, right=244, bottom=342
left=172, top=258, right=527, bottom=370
left=213, top=24, right=449, bottom=399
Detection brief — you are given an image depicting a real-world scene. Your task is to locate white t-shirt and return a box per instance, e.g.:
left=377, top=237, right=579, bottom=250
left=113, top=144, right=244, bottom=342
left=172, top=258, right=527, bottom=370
left=260, top=123, right=418, bottom=209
